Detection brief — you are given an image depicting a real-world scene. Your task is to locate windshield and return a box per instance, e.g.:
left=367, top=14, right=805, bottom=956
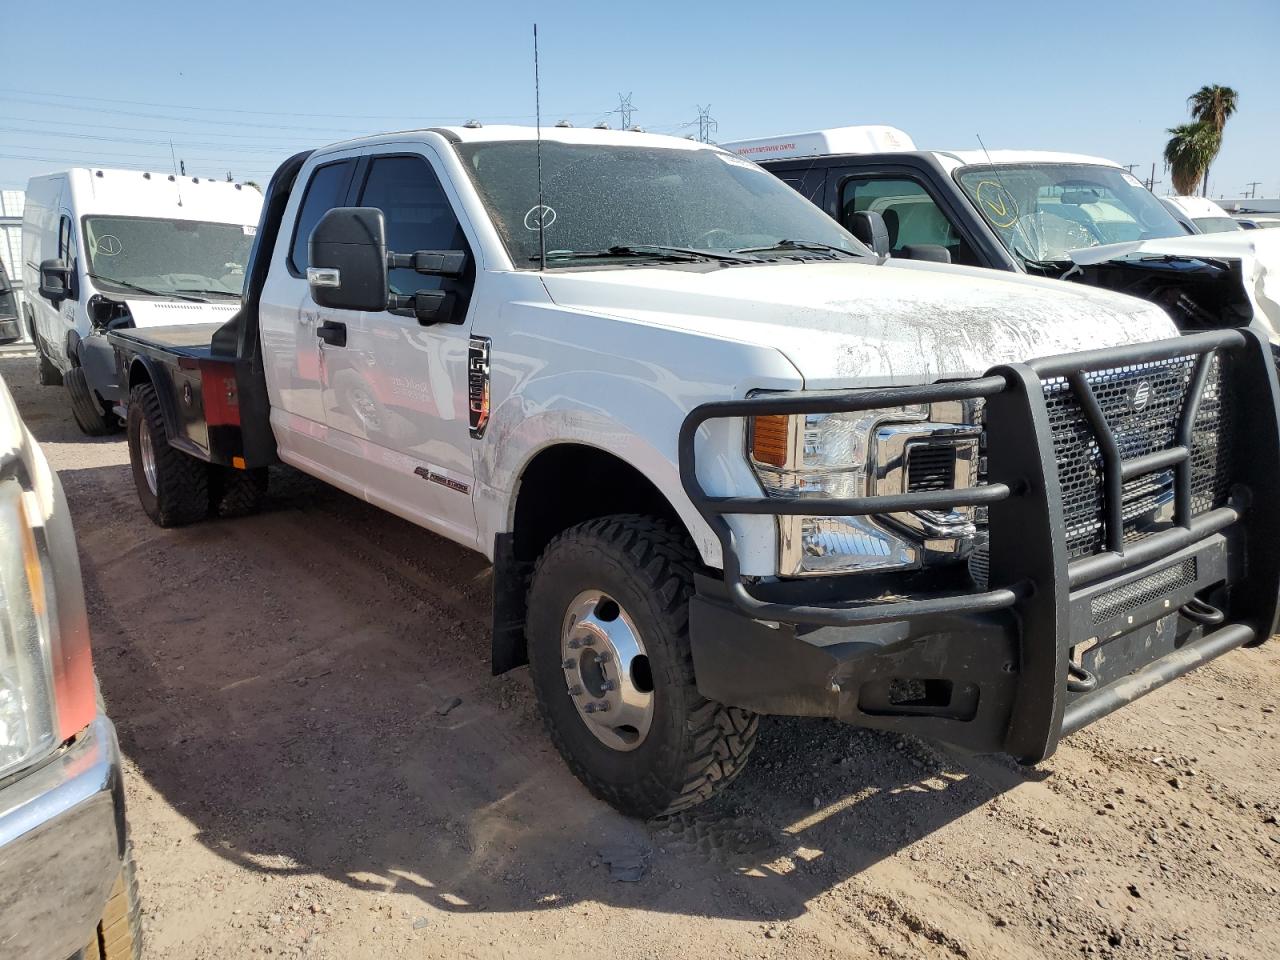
left=454, top=140, right=867, bottom=266
left=956, top=163, right=1185, bottom=264
left=1193, top=216, right=1242, bottom=234
left=82, top=216, right=254, bottom=297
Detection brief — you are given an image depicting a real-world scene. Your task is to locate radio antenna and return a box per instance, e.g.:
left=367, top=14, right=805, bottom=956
left=168, top=140, right=184, bottom=207
left=534, top=24, right=547, bottom=268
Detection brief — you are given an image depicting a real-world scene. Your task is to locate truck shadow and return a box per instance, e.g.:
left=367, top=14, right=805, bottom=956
left=6, top=355, right=1042, bottom=925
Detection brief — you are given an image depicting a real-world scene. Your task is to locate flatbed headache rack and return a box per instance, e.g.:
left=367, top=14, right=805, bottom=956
left=680, top=327, right=1280, bottom=763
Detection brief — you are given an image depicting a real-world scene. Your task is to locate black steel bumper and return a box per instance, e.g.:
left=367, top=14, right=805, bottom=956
left=680, top=328, right=1280, bottom=763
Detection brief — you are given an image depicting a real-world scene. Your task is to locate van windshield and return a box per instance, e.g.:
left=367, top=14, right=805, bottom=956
left=454, top=140, right=868, bottom=267
left=956, top=163, right=1185, bottom=266
left=82, top=216, right=254, bottom=298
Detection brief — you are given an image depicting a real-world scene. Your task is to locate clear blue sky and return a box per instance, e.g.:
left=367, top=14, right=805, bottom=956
left=3, top=0, right=1277, bottom=197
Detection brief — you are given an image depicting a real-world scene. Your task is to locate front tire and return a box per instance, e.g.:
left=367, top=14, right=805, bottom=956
left=66, top=365, right=114, bottom=435
left=527, top=515, right=758, bottom=819
left=127, top=383, right=209, bottom=527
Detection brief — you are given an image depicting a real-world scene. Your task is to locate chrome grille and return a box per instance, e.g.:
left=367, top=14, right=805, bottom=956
left=1041, top=355, right=1233, bottom=559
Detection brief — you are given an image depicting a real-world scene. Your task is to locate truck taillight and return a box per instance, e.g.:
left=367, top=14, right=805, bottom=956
left=199, top=361, right=241, bottom=427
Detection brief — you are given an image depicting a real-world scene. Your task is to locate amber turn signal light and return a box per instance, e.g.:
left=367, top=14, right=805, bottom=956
left=751, top=415, right=790, bottom=468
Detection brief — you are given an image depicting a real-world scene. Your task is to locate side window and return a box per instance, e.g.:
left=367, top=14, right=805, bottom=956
left=289, top=159, right=356, bottom=274
left=840, top=177, right=975, bottom=264
left=356, top=155, right=468, bottom=297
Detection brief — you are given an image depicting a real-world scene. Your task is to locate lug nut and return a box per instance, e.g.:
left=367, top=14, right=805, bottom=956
left=583, top=703, right=597, bottom=714
left=600, top=679, right=615, bottom=692
left=568, top=639, right=581, bottom=650
left=580, top=636, right=595, bottom=647
left=594, top=700, right=610, bottom=712
left=568, top=684, right=583, bottom=696
left=562, top=658, right=576, bottom=670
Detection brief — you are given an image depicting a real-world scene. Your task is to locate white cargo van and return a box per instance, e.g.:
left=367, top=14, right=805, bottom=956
left=22, top=168, right=262, bottom=434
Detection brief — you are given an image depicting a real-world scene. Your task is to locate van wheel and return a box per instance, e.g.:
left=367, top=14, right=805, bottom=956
left=83, top=843, right=142, bottom=960
left=127, top=383, right=209, bottom=527
left=36, top=350, right=62, bottom=386
left=66, top=366, right=114, bottom=435
left=209, top=465, right=268, bottom=518
left=526, top=514, right=758, bottom=819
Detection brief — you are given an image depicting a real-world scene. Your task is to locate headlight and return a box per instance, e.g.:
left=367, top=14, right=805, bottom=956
left=748, top=400, right=982, bottom=576
left=0, top=477, right=58, bottom=780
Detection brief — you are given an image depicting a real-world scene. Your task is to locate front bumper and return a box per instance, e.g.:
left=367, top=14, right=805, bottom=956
left=681, top=328, right=1280, bottom=762
left=0, top=715, right=127, bottom=960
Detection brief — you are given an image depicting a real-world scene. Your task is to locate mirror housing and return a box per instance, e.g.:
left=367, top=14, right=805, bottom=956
left=307, top=207, right=389, bottom=311
left=389, top=290, right=458, bottom=325
left=899, top=244, right=952, bottom=264
left=849, top=211, right=890, bottom=257
left=38, top=258, right=72, bottom=303
left=389, top=250, right=467, bottom=278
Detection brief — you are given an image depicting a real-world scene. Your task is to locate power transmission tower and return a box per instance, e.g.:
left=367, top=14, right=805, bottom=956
left=1246, top=181, right=1261, bottom=198
left=613, top=92, right=636, bottom=130
left=695, top=104, right=718, bottom=144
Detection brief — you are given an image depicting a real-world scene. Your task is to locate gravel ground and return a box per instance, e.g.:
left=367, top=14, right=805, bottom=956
left=4, top=347, right=1279, bottom=960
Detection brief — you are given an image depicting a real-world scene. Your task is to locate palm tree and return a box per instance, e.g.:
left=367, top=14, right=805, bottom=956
left=1164, top=122, right=1221, bottom=196
left=1186, top=85, right=1238, bottom=194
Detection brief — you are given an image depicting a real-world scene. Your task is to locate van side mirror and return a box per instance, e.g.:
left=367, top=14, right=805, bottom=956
left=307, top=207, right=389, bottom=311
left=849, top=211, right=890, bottom=257
left=899, top=244, right=952, bottom=264
left=38, top=258, right=72, bottom=303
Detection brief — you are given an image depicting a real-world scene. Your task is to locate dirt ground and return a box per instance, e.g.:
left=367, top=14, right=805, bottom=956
left=4, top=347, right=1279, bottom=960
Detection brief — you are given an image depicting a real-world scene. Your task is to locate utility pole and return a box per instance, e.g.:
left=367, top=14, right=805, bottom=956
left=179, top=159, right=186, bottom=176
left=695, top=104, right=718, bottom=144
left=1246, top=181, right=1261, bottom=199
left=613, top=92, right=636, bottom=130
left=1123, top=163, right=1140, bottom=175
left=1146, top=162, right=1158, bottom=192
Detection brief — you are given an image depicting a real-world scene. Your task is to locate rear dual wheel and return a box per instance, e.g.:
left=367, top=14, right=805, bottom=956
left=127, top=383, right=267, bottom=526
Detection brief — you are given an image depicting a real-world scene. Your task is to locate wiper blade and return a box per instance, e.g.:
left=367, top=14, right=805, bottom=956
left=531, top=244, right=754, bottom=264
left=731, top=239, right=859, bottom=258
left=173, top=287, right=242, bottom=299
left=86, top=272, right=205, bottom=303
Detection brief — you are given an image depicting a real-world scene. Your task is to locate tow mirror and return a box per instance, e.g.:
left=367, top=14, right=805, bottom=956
left=849, top=211, right=890, bottom=257
left=307, top=207, right=389, bottom=311
left=899, top=244, right=952, bottom=265
left=390, top=250, right=468, bottom=279
left=38, top=258, right=72, bottom=303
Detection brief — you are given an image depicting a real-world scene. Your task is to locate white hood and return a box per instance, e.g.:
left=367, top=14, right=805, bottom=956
left=540, top=259, right=1177, bottom=388
left=123, top=298, right=240, bottom=328
left=1070, top=230, right=1280, bottom=341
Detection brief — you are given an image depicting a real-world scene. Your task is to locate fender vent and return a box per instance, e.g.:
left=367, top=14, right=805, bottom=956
left=906, top=443, right=957, bottom=492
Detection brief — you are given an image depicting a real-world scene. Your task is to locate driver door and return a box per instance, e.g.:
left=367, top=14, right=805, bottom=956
left=317, top=149, right=479, bottom=545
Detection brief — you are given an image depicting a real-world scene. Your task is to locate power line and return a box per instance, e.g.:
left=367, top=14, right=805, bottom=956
left=0, top=90, right=613, bottom=127
left=0, top=126, right=303, bottom=154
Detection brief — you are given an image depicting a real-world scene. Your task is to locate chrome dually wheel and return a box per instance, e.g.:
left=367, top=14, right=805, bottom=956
left=561, top=590, right=654, bottom=751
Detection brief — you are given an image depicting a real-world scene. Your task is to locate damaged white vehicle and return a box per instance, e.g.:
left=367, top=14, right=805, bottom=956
left=22, top=168, right=262, bottom=434
left=735, top=127, right=1280, bottom=354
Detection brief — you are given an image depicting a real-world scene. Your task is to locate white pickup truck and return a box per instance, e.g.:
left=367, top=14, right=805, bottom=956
left=108, top=125, right=1280, bottom=818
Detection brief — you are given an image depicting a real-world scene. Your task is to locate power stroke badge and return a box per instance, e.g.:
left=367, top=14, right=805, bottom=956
left=468, top=336, right=491, bottom=439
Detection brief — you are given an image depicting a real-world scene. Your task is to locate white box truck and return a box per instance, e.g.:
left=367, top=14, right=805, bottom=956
left=22, top=168, right=262, bottom=434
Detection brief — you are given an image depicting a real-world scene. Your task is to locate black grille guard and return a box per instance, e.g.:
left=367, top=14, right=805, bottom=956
left=679, top=327, right=1280, bottom=760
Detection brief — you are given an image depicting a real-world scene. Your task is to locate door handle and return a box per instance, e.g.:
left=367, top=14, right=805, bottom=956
left=316, top=320, right=347, bottom=348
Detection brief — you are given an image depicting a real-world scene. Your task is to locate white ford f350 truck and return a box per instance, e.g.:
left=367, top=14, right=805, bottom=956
left=23, top=168, right=262, bottom=435
left=107, top=125, right=1280, bottom=818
